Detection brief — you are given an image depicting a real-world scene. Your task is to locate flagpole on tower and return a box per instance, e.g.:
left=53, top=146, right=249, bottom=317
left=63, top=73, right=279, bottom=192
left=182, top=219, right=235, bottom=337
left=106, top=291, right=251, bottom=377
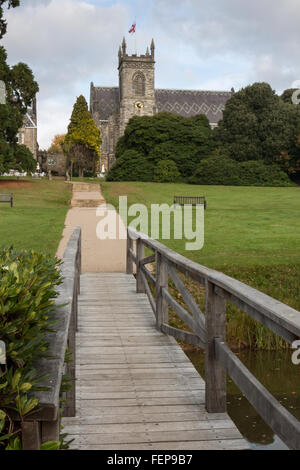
left=134, top=17, right=137, bottom=55
left=128, top=19, right=137, bottom=54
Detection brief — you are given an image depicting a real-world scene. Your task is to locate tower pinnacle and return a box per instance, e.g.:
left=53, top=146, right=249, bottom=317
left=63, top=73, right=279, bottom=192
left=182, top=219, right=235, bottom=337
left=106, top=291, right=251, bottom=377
left=122, top=37, right=127, bottom=56
left=150, top=39, right=155, bottom=58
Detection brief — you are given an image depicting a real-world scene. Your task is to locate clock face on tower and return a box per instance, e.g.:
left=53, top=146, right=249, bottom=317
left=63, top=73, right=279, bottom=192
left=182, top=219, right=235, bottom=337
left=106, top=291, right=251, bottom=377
left=135, top=101, right=144, bottom=110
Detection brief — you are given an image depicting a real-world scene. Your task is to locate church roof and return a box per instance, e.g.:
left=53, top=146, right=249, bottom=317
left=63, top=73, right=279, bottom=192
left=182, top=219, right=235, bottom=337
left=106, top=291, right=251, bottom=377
left=91, top=86, right=231, bottom=124
left=91, top=86, right=119, bottom=122
left=24, top=112, right=37, bottom=128
left=155, top=89, right=231, bottom=124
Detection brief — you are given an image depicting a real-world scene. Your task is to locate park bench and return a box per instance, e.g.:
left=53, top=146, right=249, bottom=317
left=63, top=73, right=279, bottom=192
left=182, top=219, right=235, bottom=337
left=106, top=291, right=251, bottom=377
left=0, top=193, right=13, bottom=207
left=174, top=195, right=206, bottom=209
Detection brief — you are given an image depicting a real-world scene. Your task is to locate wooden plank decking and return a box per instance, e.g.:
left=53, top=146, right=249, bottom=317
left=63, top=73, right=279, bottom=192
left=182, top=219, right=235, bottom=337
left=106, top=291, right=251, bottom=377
left=62, top=273, right=249, bottom=450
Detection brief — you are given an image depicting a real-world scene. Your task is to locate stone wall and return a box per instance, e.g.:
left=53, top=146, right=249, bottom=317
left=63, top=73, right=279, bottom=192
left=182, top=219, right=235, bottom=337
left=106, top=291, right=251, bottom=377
left=21, top=126, right=38, bottom=159
left=39, top=152, right=67, bottom=176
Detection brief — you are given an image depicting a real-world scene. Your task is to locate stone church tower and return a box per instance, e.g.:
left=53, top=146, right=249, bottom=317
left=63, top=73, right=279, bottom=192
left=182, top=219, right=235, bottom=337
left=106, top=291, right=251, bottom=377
left=90, top=38, right=231, bottom=172
left=118, top=37, right=156, bottom=135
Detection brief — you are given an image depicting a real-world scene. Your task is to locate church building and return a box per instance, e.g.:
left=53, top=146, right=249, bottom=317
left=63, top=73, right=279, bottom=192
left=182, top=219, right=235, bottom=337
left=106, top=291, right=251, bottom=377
left=18, top=98, right=38, bottom=160
left=90, top=38, right=232, bottom=171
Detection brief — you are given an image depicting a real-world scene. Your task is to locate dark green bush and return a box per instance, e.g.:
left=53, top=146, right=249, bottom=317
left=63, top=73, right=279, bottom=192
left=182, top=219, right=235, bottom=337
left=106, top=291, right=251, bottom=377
left=106, top=149, right=154, bottom=182
left=154, top=159, right=180, bottom=182
left=108, top=112, right=213, bottom=181
left=238, top=160, right=292, bottom=186
left=0, top=248, right=62, bottom=450
left=189, top=156, right=292, bottom=186
left=214, top=82, right=300, bottom=174
left=189, top=155, right=240, bottom=185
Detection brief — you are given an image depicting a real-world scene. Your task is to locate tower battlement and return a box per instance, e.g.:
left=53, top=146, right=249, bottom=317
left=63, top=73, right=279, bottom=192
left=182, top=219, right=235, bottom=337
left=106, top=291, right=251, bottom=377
left=90, top=37, right=231, bottom=172
left=118, top=37, right=155, bottom=68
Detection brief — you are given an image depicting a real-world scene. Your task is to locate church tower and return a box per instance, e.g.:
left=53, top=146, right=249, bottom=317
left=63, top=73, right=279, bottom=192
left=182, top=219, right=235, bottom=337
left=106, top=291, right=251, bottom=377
left=118, top=37, right=156, bottom=135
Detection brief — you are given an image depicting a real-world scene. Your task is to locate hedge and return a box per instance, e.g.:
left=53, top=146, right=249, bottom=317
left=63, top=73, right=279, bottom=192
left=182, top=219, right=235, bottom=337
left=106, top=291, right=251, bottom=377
left=189, top=156, right=292, bottom=186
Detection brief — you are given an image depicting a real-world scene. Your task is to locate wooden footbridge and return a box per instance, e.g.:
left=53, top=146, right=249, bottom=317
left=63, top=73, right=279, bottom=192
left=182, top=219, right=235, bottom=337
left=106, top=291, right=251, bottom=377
left=18, top=227, right=300, bottom=450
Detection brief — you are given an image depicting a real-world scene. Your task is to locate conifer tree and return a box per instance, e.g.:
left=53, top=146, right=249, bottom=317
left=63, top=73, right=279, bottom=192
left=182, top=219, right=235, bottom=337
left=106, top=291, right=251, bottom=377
left=65, top=95, right=101, bottom=177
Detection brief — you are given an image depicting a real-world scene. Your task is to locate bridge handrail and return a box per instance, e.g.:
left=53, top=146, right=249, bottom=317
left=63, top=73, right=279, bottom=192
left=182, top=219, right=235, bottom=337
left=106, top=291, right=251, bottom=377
left=20, top=227, right=81, bottom=450
left=127, top=226, right=300, bottom=450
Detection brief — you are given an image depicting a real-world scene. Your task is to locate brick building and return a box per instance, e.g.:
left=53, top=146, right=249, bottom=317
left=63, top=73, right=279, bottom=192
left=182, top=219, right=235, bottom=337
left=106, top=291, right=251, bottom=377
left=90, top=38, right=232, bottom=172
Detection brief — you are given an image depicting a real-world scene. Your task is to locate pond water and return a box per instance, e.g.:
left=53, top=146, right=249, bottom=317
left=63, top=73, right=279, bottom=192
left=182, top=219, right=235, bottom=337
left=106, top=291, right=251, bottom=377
left=185, top=348, right=300, bottom=450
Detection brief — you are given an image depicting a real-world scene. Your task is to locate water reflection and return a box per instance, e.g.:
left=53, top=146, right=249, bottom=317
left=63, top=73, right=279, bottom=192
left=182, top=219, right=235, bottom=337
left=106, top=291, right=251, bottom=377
left=185, top=348, right=300, bottom=450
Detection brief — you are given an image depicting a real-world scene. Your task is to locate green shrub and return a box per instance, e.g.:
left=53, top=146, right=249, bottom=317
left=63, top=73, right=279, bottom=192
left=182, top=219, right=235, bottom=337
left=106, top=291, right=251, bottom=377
left=106, top=149, right=154, bottom=182
left=0, top=248, right=63, bottom=450
left=189, top=156, right=292, bottom=186
left=238, top=160, right=292, bottom=186
left=110, top=112, right=213, bottom=181
left=154, top=159, right=180, bottom=182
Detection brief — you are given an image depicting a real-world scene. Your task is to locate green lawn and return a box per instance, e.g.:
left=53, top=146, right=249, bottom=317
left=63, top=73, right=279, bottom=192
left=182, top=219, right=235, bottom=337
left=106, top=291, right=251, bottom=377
left=102, top=182, right=300, bottom=267
left=102, top=182, right=300, bottom=348
left=0, top=178, right=71, bottom=256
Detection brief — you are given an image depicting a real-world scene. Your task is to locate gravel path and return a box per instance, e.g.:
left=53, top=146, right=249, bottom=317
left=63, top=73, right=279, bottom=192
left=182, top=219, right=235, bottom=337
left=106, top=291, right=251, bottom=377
left=56, top=182, right=126, bottom=273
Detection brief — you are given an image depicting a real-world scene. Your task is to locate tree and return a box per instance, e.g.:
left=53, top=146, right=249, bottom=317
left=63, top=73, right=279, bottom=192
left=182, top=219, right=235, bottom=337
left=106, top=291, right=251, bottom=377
left=108, top=112, right=213, bottom=181
left=154, top=159, right=180, bottom=182
left=0, top=1, right=19, bottom=40
left=0, top=1, right=38, bottom=172
left=64, top=95, right=101, bottom=177
left=48, top=134, right=66, bottom=153
left=215, top=82, right=300, bottom=173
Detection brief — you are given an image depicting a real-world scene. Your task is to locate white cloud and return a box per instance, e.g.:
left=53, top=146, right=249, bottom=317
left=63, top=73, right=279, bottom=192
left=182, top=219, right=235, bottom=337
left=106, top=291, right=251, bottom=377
left=2, top=0, right=129, bottom=148
left=2, top=0, right=300, bottom=148
left=151, top=0, right=300, bottom=90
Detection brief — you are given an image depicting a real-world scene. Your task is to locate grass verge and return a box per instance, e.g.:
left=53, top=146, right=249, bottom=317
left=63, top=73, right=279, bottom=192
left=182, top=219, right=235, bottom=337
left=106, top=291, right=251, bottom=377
left=0, top=178, right=71, bottom=256
left=102, top=181, right=300, bottom=349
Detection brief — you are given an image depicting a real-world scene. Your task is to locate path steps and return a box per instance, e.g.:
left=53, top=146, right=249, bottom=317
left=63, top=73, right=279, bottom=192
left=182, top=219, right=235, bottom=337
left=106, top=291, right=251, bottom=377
left=71, top=182, right=105, bottom=208
left=62, top=273, right=249, bottom=450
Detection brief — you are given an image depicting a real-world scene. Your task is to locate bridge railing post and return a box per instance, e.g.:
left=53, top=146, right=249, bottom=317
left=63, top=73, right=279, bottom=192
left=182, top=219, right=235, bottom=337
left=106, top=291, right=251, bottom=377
left=155, top=252, right=168, bottom=330
left=126, top=230, right=133, bottom=275
left=205, top=280, right=227, bottom=413
left=64, top=295, right=76, bottom=418
left=136, top=237, right=145, bottom=293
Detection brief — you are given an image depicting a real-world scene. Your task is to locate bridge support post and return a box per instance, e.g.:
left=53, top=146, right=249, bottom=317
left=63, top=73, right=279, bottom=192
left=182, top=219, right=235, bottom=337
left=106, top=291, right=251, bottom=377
left=136, top=238, right=145, bottom=293
left=64, top=297, right=76, bottom=418
left=205, top=280, right=227, bottom=413
left=156, top=252, right=168, bottom=330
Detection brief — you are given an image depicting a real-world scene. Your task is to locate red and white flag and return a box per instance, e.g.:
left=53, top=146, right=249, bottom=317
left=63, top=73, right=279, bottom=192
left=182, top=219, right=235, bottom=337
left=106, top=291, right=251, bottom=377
left=129, top=23, right=136, bottom=34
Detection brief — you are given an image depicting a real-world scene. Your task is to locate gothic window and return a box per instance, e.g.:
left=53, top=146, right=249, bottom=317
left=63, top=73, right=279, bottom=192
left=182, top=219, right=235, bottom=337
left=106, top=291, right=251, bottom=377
left=132, top=72, right=145, bottom=96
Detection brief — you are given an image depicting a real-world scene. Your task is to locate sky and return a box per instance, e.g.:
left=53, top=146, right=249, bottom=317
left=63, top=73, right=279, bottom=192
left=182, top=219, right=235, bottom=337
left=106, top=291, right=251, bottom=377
left=2, top=0, right=300, bottom=149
